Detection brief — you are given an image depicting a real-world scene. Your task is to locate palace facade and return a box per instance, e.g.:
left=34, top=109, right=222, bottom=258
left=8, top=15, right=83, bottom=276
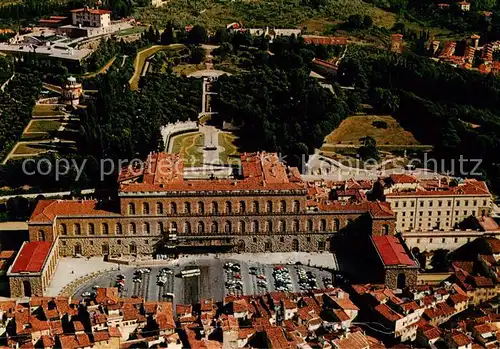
left=27, top=152, right=395, bottom=259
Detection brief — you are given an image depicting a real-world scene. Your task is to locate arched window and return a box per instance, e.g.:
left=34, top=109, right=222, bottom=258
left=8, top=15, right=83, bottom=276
left=129, top=243, right=137, bottom=254
left=143, top=223, right=150, bottom=234
left=102, top=223, right=109, bottom=235
left=253, top=201, right=259, bottom=213
left=116, top=223, right=122, bottom=235
left=184, top=202, right=191, bottom=214
left=142, top=203, right=149, bottom=214
left=74, top=223, right=81, bottom=235
left=306, top=220, right=313, bottom=232
left=157, top=222, right=163, bottom=234
left=22, top=281, right=32, bottom=297
left=333, top=219, right=340, bottom=231
left=170, top=202, right=177, bottom=214
left=198, top=202, right=204, bottom=214
left=292, top=239, right=299, bottom=252
left=320, top=219, right=327, bottom=232
left=211, top=202, right=218, bottom=214
left=129, top=223, right=136, bottom=234
left=266, top=201, right=273, bottom=213
left=252, top=221, right=259, bottom=233
left=88, top=223, right=95, bottom=235
left=293, top=200, right=300, bottom=213
left=266, top=220, right=273, bottom=232
left=293, top=220, right=300, bottom=232
left=197, top=222, right=205, bottom=234
left=38, top=230, right=45, bottom=241
left=184, top=222, right=191, bottom=234
left=224, top=221, right=232, bottom=233
left=225, top=201, right=232, bottom=214
left=239, top=201, right=246, bottom=213
left=279, top=220, right=286, bottom=232
left=156, top=202, right=163, bottom=214
left=280, top=200, right=286, bottom=213
left=128, top=203, right=135, bottom=215
left=170, top=222, right=177, bottom=233
left=211, top=222, right=218, bottom=233
left=59, top=224, right=67, bottom=235
left=74, top=243, right=82, bottom=255
left=239, top=221, right=246, bottom=233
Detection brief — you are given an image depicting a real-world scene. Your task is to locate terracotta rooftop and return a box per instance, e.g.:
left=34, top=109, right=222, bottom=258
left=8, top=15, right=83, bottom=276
left=389, top=174, right=418, bottom=184
left=374, top=303, right=403, bottom=322
left=29, top=199, right=115, bottom=223
left=451, top=333, right=472, bottom=347
left=302, top=35, right=348, bottom=45
left=10, top=241, right=53, bottom=273
left=386, top=179, right=490, bottom=197
left=70, top=8, right=112, bottom=14
left=119, top=152, right=304, bottom=193
left=372, top=236, right=416, bottom=267
left=333, top=331, right=370, bottom=349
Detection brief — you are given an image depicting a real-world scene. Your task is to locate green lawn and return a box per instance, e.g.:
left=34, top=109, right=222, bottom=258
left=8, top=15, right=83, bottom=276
left=129, top=44, right=185, bottom=90
left=172, top=63, right=206, bottom=76
left=13, top=143, right=48, bottom=155
left=170, top=132, right=205, bottom=167
left=115, top=26, right=147, bottom=36
left=218, top=132, right=239, bottom=165
left=32, top=104, right=65, bottom=117
left=26, top=120, right=63, bottom=133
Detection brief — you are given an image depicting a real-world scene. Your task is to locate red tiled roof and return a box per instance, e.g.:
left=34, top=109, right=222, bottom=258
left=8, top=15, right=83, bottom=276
left=29, top=199, right=115, bottom=223
left=10, top=242, right=52, bottom=273
left=372, top=236, right=416, bottom=267
left=484, top=237, right=500, bottom=253
left=390, top=174, right=418, bottom=184
left=451, top=333, right=472, bottom=347
left=70, top=8, right=112, bottom=14
left=302, top=35, right=347, bottom=45
left=386, top=179, right=490, bottom=197
left=119, top=152, right=304, bottom=193
left=375, top=303, right=403, bottom=322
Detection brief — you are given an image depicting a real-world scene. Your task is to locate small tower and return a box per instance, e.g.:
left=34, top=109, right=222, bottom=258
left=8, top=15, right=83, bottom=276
left=62, top=76, right=82, bottom=106
left=471, top=34, right=480, bottom=50
left=391, top=34, right=404, bottom=54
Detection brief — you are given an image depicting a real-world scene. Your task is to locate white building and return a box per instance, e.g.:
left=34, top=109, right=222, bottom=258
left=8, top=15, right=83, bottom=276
left=70, top=7, right=111, bottom=28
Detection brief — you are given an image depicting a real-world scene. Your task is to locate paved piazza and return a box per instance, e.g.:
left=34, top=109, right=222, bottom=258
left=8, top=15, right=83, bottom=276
left=71, top=253, right=336, bottom=309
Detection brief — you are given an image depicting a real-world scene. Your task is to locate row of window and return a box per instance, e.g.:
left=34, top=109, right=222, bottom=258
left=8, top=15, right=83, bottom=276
left=393, top=199, right=488, bottom=209
left=397, top=210, right=479, bottom=218
left=127, top=200, right=302, bottom=215
left=62, top=239, right=327, bottom=255
left=58, top=219, right=344, bottom=236
left=414, top=237, right=470, bottom=244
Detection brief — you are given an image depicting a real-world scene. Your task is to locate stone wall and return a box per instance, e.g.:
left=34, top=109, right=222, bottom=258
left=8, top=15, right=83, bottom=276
left=9, top=275, right=43, bottom=298
left=384, top=267, right=418, bottom=289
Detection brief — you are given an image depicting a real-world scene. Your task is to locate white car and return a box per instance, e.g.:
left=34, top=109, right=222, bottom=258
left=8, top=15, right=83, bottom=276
left=92, top=285, right=100, bottom=290
left=81, top=291, right=92, bottom=297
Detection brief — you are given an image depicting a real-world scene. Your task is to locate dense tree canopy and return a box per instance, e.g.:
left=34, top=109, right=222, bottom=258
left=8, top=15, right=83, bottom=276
left=213, top=68, right=349, bottom=167
left=339, top=45, right=500, bottom=192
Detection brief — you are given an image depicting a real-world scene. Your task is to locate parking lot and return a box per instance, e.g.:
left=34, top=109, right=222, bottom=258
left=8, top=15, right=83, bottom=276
left=73, top=257, right=334, bottom=312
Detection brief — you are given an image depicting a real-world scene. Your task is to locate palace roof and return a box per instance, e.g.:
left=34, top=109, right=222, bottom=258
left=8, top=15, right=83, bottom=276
left=10, top=241, right=53, bottom=273
left=372, top=236, right=416, bottom=267
left=119, top=152, right=305, bottom=193
left=29, top=200, right=116, bottom=223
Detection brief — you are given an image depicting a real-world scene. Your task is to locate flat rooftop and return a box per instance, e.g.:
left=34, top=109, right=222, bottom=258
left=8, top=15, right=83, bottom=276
left=0, top=43, right=92, bottom=61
